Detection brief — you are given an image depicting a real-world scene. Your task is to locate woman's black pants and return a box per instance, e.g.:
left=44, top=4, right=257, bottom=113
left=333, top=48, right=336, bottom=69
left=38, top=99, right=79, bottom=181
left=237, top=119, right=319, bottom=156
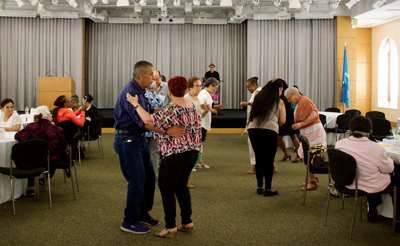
left=248, top=129, right=278, bottom=189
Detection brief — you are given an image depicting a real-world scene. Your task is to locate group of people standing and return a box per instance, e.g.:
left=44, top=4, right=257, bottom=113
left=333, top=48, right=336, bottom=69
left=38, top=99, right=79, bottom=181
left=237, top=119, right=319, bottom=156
left=113, top=60, right=222, bottom=238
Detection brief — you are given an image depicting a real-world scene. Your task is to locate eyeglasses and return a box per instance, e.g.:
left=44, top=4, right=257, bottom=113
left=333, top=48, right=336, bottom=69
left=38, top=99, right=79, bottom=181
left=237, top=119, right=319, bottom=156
left=286, top=94, right=293, bottom=102
left=193, top=85, right=202, bottom=88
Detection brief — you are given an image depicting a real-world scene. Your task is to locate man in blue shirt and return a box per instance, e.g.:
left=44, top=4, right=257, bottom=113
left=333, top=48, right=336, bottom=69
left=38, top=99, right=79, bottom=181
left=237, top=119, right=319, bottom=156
left=114, top=60, right=184, bottom=234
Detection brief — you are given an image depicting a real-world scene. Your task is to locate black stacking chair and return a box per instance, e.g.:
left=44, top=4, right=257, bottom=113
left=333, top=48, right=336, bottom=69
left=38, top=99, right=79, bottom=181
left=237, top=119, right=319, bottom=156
left=52, top=132, right=80, bottom=200
left=371, top=118, right=392, bottom=141
left=83, top=117, right=104, bottom=161
left=345, top=109, right=361, bottom=119
left=326, top=149, right=397, bottom=239
left=57, top=121, right=80, bottom=144
left=299, top=136, right=330, bottom=207
left=319, top=114, right=327, bottom=130
left=366, top=111, right=386, bottom=120
left=327, top=113, right=351, bottom=141
left=325, top=107, right=341, bottom=113
left=0, top=140, right=51, bottom=215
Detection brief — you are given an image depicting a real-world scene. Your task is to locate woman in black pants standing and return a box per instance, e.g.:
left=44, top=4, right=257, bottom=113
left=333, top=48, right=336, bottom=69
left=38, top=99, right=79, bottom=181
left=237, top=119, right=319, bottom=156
left=247, top=79, right=286, bottom=196
left=127, top=76, right=202, bottom=238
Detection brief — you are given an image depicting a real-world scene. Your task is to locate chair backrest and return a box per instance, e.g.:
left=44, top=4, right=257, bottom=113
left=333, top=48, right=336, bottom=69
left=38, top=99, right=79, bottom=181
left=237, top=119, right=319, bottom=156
left=325, top=107, right=341, bottom=113
left=299, top=136, right=310, bottom=165
left=89, top=117, right=103, bottom=137
left=12, top=139, right=48, bottom=170
left=371, top=118, right=392, bottom=136
left=57, top=121, right=80, bottom=143
left=336, top=113, right=351, bottom=129
left=366, top=111, right=385, bottom=120
left=70, top=132, right=81, bottom=161
left=327, top=149, right=357, bottom=185
left=319, top=114, right=327, bottom=128
left=345, top=109, right=361, bottom=119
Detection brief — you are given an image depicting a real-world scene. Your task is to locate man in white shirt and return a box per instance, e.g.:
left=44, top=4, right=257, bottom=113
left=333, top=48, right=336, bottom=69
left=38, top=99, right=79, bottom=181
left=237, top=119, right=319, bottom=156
left=240, top=77, right=262, bottom=174
left=153, top=70, right=171, bottom=105
left=197, top=78, right=219, bottom=168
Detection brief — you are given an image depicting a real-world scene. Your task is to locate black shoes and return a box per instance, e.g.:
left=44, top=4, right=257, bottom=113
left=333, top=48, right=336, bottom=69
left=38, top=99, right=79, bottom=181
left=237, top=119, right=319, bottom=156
left=256, top=188, right=264, bottom=195
left=263, top=189, right=279, bottom=196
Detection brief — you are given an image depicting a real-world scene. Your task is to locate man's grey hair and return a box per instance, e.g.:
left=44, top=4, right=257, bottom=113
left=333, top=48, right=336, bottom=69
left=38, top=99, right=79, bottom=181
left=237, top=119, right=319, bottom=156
left=284, top=87, right=299, bottom=97
left=205, top=78, right=220, bottom=88
left=132, top=60, right=153, bottom=78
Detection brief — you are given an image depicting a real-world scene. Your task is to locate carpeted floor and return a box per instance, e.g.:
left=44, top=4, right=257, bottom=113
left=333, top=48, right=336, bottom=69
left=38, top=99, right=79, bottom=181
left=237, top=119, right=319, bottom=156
left=0, top=134, right=398, bottom=245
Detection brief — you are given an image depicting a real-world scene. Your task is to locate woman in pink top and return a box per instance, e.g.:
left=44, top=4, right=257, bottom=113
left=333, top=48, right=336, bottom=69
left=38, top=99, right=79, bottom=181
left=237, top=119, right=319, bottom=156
left=127, top=76, right=201, bottom=238
left=335, top=116, right=399, bottom=224
left=52, top=95, right=86, bottom=126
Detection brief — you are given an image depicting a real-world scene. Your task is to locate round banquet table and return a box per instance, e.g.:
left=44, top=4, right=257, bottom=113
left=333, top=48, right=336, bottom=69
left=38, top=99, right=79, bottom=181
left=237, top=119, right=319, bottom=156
left=0, top=139, right=27, bottom=204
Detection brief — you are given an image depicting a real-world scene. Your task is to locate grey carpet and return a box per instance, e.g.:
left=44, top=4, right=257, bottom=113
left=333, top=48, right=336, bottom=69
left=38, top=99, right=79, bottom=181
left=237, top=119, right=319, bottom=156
left=0, top=134, right=398, bottom=245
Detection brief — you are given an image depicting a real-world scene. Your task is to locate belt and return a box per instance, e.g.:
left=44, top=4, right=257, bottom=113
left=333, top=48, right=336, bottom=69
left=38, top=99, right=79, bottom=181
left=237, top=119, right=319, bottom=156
left=116, top=129, right=146, bottom=137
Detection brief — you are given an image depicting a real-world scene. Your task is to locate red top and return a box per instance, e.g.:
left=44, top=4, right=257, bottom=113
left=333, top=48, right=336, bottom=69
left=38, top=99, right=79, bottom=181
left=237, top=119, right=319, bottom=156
left=57, top=108, right=86, bottom=127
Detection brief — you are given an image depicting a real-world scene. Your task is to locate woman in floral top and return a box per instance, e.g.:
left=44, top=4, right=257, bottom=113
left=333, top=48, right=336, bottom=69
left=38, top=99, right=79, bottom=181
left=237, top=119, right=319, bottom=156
left=127, top=76, right=201, bottom=238
left=144, top=81, right=165, bottom=177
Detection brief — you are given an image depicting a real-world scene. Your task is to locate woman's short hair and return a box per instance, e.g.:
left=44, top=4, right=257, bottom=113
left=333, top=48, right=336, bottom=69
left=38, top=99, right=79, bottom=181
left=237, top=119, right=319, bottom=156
left=34, top=106, right=51, bottom=122
left=168, top=76, right=188, bottom=97
left=188, top=76, right=201, bottom=89
left=70, top=95, right=79, bottom=102
left=84, top=94, right=94, bottom=103
left=1, top=98, right=14, bottom=107
left=205, top=78, right=219, bottom=88
left=284, top=87, right=299, bottom=97
left=349, top=116, right=372, bottom=138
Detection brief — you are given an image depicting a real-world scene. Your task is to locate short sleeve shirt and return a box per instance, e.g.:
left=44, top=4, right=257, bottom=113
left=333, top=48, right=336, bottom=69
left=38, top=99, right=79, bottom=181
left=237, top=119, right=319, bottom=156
left=197, top=89, right=213, bottom=131
left=0, top=111, right=22, bottom=129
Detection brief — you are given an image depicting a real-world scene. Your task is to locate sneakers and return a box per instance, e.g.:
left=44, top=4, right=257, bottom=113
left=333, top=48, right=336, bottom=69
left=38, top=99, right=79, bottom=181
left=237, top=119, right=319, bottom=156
left=120, top=221, right=150, bottom=234
left=140, top=213, right=160, bottom=226
left=197, top=164, right=210, bottom=169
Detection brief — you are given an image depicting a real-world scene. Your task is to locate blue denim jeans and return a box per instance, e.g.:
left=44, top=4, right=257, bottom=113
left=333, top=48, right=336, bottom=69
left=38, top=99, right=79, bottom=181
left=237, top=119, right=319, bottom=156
left=114, top=132, right=155, bottom=225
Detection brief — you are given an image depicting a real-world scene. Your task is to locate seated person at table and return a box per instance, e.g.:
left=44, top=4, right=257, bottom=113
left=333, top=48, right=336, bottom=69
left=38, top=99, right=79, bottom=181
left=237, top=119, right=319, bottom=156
left=53, top=95, right=86, bottom=127
left=15, top=106, right=67, bottom=195
left=0, top=98, right=21, bottom=132
left=69, top=95, right=81, bottom=113
left=335, top=116, right=400, bottom=226
left=82, top=94, right=99, bottom=120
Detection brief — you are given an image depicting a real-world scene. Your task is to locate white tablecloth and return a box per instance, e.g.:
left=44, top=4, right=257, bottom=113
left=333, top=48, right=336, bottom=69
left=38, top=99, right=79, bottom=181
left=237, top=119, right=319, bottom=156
left=374, top=141, right=399, bottom=218
left=319, top=111, right=345, bottom=145
left=19, top=114, right=34, bottom=129
left=0, top=138, right=27, bottom=204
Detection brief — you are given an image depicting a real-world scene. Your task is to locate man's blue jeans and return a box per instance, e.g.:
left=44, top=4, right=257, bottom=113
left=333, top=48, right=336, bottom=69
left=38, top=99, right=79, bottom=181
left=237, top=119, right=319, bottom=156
left=114, top=132, right=155, bottom=225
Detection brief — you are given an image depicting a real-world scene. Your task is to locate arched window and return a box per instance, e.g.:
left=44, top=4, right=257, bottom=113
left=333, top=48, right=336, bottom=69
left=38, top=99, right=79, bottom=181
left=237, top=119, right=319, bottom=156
left=378, top=37, right=398, bottom=109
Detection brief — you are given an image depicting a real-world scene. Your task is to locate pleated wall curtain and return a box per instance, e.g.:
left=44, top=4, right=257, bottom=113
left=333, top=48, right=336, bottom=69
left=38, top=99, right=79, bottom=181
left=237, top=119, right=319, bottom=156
left=85, top=22, right=247, bottom=109
left=247, top=19, right=337, bottom=110
left=0, top=17, right=82, bottom=110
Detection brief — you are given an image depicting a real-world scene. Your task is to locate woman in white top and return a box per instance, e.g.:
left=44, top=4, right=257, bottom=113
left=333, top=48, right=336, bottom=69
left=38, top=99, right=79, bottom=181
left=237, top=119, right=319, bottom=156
left=247, top=79, right=286, bottom=196
left=197, top=78, right=219, bottom=168
left=0, top=98, right=21, bottom=132
left=184, top=76, right=210, bottom=187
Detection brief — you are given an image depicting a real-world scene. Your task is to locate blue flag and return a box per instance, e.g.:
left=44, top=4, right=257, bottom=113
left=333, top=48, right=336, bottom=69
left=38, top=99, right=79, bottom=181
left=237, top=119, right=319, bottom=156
left=340, top=46, right=350, bottom=108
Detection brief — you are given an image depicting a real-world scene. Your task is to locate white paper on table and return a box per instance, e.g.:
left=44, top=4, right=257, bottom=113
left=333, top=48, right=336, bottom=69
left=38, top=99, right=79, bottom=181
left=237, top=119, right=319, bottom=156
left=392, top=140, right=400, bottom=151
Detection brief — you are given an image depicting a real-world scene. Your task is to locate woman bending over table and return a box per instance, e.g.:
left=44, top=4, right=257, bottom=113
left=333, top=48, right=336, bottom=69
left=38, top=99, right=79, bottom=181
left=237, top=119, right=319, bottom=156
left=284, top=87, right=326, bottom=190
left=127, top=76, right=202, bottom=238
left=0, top=98, right=21, bottom=132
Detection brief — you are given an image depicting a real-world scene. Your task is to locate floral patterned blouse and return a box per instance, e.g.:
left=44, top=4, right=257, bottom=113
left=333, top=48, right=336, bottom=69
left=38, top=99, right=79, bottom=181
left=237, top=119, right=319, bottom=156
left=151, top=105, right=202, bottom=159
left=145, top=91, right=165, bottom=138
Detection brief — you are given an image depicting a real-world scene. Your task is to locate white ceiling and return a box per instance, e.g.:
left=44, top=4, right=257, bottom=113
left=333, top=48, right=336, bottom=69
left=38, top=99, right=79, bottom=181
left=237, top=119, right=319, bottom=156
left=0, top=0, right=399, bottom=27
